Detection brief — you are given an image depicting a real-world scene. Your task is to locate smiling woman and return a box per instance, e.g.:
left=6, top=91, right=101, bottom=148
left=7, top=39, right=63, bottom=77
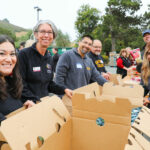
left=18, top=20, right=73, bottom=103
left=0, top=35, right=35, bottom=124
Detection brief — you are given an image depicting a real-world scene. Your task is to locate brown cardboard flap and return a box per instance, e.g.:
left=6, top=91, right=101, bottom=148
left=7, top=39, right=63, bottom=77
left=132, top=107, right=150, bottom=137
left=0, top=96, right=71, bottom=150
left=6, top=107, right=26, bottom=118
left=124, top=134, right=143, bottom=150
left=130, top=127, right=150, bottom=150
left=109, top=74, right=123, bottom=85
left=100, top=82, right=143, bottom=107
left=71, top=117, right=130, bottom=150
left=103, top=82, right=143, bottom=99
left=72, top=94, right=132, bottom=116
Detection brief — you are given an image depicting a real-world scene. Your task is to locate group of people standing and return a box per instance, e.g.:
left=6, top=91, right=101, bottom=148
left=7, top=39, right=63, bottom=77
left=0, top=19, right=150, bottom=124
left=0, top=20, right=109, bottom=123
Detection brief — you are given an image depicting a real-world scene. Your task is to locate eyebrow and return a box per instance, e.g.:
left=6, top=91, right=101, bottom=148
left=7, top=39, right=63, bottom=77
left=0, top=49, right=15, bottom=52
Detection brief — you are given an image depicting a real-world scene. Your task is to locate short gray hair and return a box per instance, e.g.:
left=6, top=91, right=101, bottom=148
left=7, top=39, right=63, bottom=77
left=33, top=20, right=57, bottom=39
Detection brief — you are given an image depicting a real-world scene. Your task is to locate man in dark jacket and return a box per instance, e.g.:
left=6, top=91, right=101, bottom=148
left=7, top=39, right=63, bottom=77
left=55, top=35, right=107, bottom=90
left=88, top=39, right=110, bottom=81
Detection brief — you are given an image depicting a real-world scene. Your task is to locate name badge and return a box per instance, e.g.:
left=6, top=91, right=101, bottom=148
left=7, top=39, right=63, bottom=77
left=33, top=67, right=41, bottom=72
left=76, top=63, right=82, bottom=69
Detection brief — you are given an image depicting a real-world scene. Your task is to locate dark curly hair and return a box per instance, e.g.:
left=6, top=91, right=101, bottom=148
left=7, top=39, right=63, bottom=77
left=0, top=35, right=23, bottom=100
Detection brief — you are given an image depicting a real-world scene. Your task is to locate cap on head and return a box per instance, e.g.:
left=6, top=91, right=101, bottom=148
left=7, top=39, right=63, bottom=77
left=33, top=20, right=57, bottom=39
left=142, top=29, right=150, bottom=37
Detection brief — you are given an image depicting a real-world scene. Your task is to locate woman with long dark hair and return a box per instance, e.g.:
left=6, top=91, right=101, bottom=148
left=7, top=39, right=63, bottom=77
left=0, top=35, right=34, bottom=123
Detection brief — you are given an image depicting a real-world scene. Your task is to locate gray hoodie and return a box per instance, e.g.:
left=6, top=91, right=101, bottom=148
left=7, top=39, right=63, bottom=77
left=55, top=48, right=107, bottom=90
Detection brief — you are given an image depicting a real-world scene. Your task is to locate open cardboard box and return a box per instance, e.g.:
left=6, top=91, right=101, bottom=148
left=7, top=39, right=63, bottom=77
left=0, top=82, right=147, bottom=150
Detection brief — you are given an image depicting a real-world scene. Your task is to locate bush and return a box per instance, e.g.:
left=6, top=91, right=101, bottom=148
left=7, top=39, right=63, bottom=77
left=102, top=54, right=109, bottom=64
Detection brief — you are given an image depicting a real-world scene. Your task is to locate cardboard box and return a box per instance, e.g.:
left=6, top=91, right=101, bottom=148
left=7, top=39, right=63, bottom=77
left=0, top=96, right=71, bottom=150
left=124, top=106, right=150, bottom=150
left=0, top=82, right=144, bottom=150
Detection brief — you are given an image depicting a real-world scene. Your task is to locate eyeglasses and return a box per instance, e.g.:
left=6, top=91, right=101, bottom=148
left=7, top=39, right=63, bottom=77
left=93, top=46, right=102, bottom=49
left=37, top=30, right=53, bottom=35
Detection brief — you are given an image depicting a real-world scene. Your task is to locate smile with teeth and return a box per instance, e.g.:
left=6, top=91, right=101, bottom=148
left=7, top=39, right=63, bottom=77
left=2, top=64, right=12, bottom=67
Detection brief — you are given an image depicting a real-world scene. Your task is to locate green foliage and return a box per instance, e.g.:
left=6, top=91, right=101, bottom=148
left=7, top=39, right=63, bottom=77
left=102, top=54, right=109, bottom=64
left=0, top=19, right=27, bottom=32
left=15, top=30, right=32, bottom=48
left=74, top=0, right=148, bottom=56
left=103, top=0, right=142, bottom=51
left=75, top=4, right=100, bottom=37
left=54, top=30, right=71, bottom=47
left=0, top=26, right=16, bottom=41
left=142, top=5, right=150, bottom=29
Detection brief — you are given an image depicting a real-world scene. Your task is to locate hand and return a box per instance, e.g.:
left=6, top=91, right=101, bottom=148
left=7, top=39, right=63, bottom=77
left=23, top=100, right=35, bottom=108
left=102, top=72, right=110, bottom=80
left=64, top=89, right=73, bottom=99
left=143, top=97, right=150, bottom=106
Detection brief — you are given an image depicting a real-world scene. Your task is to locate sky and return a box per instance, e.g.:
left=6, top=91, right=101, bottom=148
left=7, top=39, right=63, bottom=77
left=0, top=0, right=149, bottom=41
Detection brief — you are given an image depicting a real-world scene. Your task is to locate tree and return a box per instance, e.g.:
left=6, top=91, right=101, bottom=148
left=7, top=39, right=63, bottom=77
left=142, top=4, right=150, bottom=29
left=103, top=0, right=142, bottom=51
left=75, top=4, right=100, bottom=37
left=54, top=30, right=71, bottom=47
left=15, top=30, right=32, bottom=48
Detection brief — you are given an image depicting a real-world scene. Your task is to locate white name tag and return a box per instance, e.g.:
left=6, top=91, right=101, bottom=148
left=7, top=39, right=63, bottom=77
left=76, top=63, right=82, bottom=69
left=33, top=67, right=41, bottom=72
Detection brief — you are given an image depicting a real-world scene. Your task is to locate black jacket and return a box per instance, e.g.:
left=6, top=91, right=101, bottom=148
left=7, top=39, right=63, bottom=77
left=88, top=52, right=107, bottom=73
left=0, top=95, right=23, bottom=123
left=117, top=56, right=131, bottom=78
left=18, top=43, right=65, bottom=103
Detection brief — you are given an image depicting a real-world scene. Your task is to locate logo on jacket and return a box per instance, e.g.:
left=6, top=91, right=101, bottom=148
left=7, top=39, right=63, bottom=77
left=46, top=64, right=51, bottom=69
left=46, top=64, right=52, bottom=73
left=95, top=60, right=104, bottom=68
left=86, top=67, right=91, bottom=70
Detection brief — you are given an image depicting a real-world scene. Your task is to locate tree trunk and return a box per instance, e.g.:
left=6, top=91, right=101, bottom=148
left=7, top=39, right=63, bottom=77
left=111, top=36, right=116, bottom=51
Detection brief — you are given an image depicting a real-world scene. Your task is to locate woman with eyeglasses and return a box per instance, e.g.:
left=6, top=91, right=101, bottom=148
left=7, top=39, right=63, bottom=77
left=141, top=42, right=150, bottom=108
left=18, top=20, right=72, bottom=103
left=0, top=35, right=35, bottom=123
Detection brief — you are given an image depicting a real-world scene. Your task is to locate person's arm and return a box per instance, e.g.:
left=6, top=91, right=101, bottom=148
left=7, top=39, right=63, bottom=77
left=48, top=80, right=72, bottom=98
left=18, top=51, right=39, bottom=103
left=55, top=53, right=70, bottom=87
left=90, top=61, right=107, bottom=86
left=117, top=58, right=124, bottom=68
left=117, top=58, right=130, bottom=71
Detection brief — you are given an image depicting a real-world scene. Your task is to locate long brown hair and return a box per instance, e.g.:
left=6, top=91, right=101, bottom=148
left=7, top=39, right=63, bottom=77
left=0, top=35, right=23, bottom=100
left=119, top=49, right=128, bottom=58
left=141, top=42, right=150, bottom=85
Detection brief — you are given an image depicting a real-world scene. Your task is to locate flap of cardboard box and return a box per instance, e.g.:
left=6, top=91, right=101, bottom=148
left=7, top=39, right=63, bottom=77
left=0, top=96, right=70, bottom=150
